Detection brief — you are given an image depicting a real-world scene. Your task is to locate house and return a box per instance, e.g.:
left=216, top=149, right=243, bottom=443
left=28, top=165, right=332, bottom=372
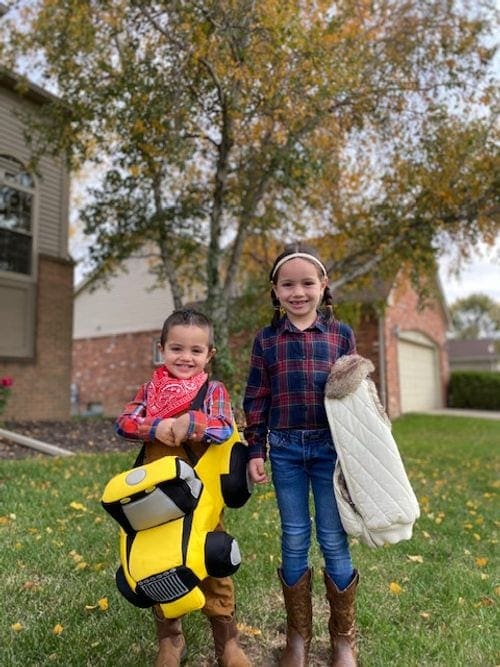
left=73, top=253, right=450, bottom=420
left=345, top=274, right=451, bottom=418
left=0, top=68, right=73, bottom=420
left=72, top=255, right=176, bottom=417
left=447, top=338, right=500, bottom=372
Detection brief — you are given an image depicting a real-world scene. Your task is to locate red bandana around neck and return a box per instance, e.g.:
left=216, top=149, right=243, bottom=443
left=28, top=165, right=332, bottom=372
left=146, top=367, right=208, bottom=420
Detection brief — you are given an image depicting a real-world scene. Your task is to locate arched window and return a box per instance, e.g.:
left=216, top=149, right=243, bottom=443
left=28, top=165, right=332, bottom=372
left=0, top=154, right=35, bottom=275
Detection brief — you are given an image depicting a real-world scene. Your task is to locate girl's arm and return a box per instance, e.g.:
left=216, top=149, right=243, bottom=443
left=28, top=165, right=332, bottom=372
left=243, top=335, right=271, bottom=460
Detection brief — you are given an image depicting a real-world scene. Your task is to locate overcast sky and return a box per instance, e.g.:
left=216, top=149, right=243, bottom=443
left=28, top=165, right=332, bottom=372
left=438, top=240, right=500, bottom=305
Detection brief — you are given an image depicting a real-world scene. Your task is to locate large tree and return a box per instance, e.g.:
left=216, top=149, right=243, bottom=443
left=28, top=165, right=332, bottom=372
left=449, top=293, right=500, bottom=339
left=1, top=1, right=498, bottom=376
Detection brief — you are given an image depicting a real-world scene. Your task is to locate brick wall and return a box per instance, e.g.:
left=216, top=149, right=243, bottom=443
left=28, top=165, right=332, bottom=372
left=0, top=254, right=74, bottom=420
left=353, top=307, right=381, bottom=390
left=72, top=330, right=160, bottom=417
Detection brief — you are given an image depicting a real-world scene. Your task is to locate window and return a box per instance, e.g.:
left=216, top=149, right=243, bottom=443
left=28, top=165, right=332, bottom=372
left=153, top=337, right=163, bottom=365
left=0, top=154, right=35, bottom=275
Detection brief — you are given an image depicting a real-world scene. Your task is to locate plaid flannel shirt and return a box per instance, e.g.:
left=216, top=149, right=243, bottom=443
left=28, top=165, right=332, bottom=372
left=115, top=379, right=234, bottom=444
left=243, top=315, right=356, bottom=460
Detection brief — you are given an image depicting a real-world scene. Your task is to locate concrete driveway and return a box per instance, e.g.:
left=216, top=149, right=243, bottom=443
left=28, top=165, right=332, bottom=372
left=424, top=408, right=500, bottom=420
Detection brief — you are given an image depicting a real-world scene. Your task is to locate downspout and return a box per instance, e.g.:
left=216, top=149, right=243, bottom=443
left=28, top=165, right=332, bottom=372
left=378, top=315, right=387, bottom=411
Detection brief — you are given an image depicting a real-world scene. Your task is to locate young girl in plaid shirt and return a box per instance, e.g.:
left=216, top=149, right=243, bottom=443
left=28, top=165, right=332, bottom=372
left=116, top=309, right=251, bottom=667
left=243, top=245, right=359, bottom=667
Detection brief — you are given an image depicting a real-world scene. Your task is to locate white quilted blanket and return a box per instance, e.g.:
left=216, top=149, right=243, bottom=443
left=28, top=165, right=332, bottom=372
left=324, top=355, right=420, bottom=548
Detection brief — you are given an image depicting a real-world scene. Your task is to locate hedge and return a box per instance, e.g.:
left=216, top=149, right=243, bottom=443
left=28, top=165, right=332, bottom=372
left=447, top=370, right=500, bottom=410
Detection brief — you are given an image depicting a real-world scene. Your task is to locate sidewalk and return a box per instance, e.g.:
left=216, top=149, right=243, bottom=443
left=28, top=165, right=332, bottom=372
left=425, top=408, right=500, bottom=421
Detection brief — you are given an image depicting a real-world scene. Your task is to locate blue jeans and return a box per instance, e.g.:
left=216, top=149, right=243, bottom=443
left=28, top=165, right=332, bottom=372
left=269, top=428, right=354, bottom=590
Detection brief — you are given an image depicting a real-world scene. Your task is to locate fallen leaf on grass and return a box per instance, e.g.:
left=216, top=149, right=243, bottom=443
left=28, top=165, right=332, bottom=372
left=11, top=622, right=23, bottom=632
left=475, top=597, right=494, bottom=607
left=237, top=622, right=262, bottom=636
left=53, top=624, right=64, bottom=635
left=69, top=501, right=86, bottom=512
left=69, top=550, right=84, bottom=563
left=98, top=597, right=109, bottom=611
left=75, top=561, right=88, bottom=571
left=475, top=557, right=488, bottom=567
left=419, top=612, right=431, bottom=619
left=22, top=580, right=40, bottom=591
left=407, top=555, right=424, bottom=563
left=389, top=582, right=403, bottom=595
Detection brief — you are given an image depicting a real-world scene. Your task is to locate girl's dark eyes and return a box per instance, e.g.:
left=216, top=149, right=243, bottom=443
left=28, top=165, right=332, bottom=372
left=281, top=281, right=316, bottom=287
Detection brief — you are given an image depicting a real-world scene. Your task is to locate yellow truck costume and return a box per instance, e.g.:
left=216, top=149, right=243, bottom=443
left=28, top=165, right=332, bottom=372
left=102, top=430, right=251, bottom=618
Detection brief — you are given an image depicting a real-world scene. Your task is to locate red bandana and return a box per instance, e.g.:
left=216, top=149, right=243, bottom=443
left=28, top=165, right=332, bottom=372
left=146, top=367, right=208, bottom=419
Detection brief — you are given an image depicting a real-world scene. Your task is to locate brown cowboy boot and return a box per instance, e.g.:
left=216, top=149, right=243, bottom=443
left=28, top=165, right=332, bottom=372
left=209, top=613, right=252, bottom=667
left=324, top=570, right=359, bottom=667
left=278, top=568, right=313, bottom=667
left=153, top=605, right=187, bottom=667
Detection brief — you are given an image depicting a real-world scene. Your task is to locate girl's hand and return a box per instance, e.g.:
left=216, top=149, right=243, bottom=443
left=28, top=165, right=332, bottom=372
left=155, top=418, right=176, bottom=446
left=171, top=413, right=190, bottom=446
left=248, top=457, right=268, bottom=484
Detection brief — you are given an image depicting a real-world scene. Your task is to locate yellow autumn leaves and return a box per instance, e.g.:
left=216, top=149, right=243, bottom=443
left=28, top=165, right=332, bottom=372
left=11, top=597, right=108, bottom=635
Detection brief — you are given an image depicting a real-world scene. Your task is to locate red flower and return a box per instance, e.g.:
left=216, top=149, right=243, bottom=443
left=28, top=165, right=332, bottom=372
left=1, top=376, right=13, bottom=387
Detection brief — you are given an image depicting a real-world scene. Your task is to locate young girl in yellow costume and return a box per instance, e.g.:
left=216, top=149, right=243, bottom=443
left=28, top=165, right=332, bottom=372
left=116, top=309, right=251, bottom=667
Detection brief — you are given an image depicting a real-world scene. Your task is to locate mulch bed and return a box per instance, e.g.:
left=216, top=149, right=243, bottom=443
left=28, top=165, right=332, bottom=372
left=0, top=419, right=127, bottom=460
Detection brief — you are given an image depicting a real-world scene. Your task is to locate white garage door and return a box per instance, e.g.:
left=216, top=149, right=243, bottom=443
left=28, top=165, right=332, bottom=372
left=398, top=332, right=441, bottom=413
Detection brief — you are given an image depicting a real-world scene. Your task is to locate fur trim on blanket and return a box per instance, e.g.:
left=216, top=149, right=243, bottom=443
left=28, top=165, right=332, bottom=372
left=326, top=354, right=390, bottom=427
left=325, top=354, right=374, bottom=399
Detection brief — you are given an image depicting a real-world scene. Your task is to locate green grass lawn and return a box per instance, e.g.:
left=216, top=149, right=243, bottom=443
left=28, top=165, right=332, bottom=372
left=0, top=415, right=498, bottom=666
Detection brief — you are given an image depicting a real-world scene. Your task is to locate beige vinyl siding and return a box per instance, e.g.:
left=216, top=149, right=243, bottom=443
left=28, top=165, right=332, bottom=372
left=0, top=86, right=68, bottom=261
left=73, top=256, right=175, bottom=339
left=0, top=277, right=35, bottom=357
left=1, top=81, right=70, bottom=358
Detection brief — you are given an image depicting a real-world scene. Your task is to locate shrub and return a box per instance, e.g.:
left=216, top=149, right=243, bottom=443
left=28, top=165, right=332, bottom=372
left=448, top=370, right=500, bottom=410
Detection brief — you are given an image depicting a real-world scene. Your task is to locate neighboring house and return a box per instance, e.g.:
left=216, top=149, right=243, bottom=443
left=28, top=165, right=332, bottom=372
left=73, top=254, right=450, bottom=420
left=73, top=255, right=176, bottom=417
left=447, top=338, right=500, bottom=372
left=0, top=69, right=73, bottom=420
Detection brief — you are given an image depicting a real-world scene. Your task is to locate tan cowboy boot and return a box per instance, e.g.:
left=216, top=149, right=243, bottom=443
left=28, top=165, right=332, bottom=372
left=209, top=613, right=252, bottom=667
left=153, top=605, right=187, bottom=667
left=278, top=568, right=313, bottom=667
left=324, top=570, right=359, bottom=667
